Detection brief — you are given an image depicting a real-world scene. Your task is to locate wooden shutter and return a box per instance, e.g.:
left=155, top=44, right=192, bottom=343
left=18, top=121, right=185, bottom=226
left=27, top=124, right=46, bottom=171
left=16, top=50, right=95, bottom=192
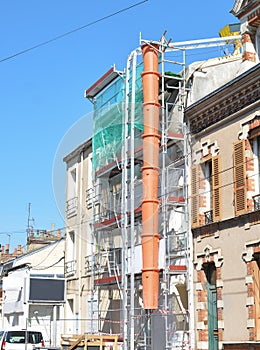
left=233, top=140, right=247, bottom=215
left=212, top=155, right=222, bottom=222
left=191, top=165, right=199, bottom=227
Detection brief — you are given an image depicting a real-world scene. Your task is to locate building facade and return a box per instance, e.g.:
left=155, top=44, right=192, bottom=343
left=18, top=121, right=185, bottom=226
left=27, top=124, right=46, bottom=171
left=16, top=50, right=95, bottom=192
left=1, top=237, right=65, bottom=347
left=63, top=139, right=93, bottom=335
left=62, top=1, right=260, bottom=349
left=188, top=63, right=260, bottom=350
left=187, top=1, right=260, bottom=349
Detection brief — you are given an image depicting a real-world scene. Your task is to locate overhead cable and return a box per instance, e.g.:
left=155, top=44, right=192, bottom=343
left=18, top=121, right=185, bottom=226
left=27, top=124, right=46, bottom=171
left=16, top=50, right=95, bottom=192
left=0, top=0, right=148, bottom=63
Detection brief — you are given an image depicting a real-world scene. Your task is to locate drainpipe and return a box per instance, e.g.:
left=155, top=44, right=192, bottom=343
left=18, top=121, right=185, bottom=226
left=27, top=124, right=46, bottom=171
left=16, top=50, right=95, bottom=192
left=141, top=43, right=161, bottom=309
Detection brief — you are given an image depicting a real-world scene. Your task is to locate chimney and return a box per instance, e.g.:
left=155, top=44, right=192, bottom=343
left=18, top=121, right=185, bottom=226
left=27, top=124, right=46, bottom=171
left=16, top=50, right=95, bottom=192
left=241, top=32, right=257, bottom=62
left=5, top=244, right=9, bottom=255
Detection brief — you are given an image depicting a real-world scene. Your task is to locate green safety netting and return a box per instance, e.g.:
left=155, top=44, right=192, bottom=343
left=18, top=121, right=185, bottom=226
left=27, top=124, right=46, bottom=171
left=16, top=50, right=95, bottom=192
left=92, top=63, right=144, bottom=173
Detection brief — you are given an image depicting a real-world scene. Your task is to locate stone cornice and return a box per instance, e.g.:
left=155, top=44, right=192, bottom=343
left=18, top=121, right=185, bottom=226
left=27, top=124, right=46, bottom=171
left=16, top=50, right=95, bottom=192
left=234, top=0, right=260, bottom=18
left=185, top=64, right=260, bottom=134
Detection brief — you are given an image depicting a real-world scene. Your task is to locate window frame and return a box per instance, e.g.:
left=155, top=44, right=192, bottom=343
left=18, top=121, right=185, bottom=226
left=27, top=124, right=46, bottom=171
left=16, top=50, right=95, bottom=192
left=191, top=154, right=221, bottom=228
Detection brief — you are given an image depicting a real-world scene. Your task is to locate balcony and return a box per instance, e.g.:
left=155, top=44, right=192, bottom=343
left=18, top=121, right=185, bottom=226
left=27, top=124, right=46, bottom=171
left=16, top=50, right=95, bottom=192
left=204, top=210, right=213, bottom=224
left=86, top=188, right=94, bottom=209
left=253, top=194, right=260, bottom=211
left=66, top=197, right=78, bottom=219
left=85, top=249, right=122, bottom=281
left=85, top=253, right=99, bottom=275
left=65, top=260, right=77, bottom=277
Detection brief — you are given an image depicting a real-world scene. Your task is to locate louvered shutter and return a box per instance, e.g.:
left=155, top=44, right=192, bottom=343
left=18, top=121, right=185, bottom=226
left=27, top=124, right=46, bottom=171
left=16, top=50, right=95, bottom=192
left=212, top=155, right=221, bottom=222
left=191, top=165, right=199, bottom=227
left=233, top=140, right=247, bottom=215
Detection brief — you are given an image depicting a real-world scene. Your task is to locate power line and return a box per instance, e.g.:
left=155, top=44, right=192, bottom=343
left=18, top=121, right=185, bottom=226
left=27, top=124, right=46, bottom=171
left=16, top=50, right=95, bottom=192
left=0, top=0, right=148, bottom=64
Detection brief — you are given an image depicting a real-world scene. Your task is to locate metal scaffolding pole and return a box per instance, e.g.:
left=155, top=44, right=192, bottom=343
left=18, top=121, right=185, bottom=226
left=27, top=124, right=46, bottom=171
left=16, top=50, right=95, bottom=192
left=130, top=49, right=137, bottom=350
left=122, top=54, right=130, bottom=348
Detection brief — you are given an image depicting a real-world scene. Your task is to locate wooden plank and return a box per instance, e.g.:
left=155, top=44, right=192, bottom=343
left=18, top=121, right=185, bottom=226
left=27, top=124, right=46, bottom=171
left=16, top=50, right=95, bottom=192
left=68, top=335, right=85, bottom=350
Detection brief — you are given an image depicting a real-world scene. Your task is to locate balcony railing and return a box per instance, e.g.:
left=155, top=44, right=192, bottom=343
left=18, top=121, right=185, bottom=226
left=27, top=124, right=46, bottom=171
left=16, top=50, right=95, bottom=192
left=204, top=210, right=213, bottom=224
left=85, top=254, right=99, bottom=275
left=85, top=249, right=122, bottom=277
left=65, top=260, right=77, bottom=277
left=66, top=197, right=78, bottom=218
left=253, top=194, right=260, bottom=211
left=86, top=188, right=94, bottom=209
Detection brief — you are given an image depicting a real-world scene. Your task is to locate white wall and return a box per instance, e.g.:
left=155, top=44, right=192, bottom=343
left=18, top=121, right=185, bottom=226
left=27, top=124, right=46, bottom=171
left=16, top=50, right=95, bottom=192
left=2, top=240, right=65, bottom=346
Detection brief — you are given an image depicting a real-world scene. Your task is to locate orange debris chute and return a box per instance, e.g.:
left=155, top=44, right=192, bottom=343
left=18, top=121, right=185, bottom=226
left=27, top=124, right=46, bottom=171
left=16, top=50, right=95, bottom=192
left=141, top=43, right=161, bottom=309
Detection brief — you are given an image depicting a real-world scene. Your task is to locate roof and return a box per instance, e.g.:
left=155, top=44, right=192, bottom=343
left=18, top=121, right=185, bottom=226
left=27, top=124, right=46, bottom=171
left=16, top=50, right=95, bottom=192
left=186, top=62, right=260, bottom=112
left=0, top=238, right=65, bottom=276
left=63, top=137, right=92, bottom=163
left=84, top=66, right=123, bottom=99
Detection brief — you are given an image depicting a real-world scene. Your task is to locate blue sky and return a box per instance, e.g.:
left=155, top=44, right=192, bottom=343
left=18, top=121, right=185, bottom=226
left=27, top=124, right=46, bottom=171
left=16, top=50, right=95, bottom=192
left=0, top=0, right=237, bottom=250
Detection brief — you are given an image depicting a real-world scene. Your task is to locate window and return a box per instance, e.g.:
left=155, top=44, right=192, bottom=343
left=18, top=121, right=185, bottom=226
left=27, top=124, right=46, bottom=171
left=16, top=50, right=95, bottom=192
left=68, top=167, right=77, bottom=199
left=66, top=166, right=78, bottom=218
left=234, top=136, right=260, bottom=214
left=65, top=231, right=76, bottom=276
left=202, top=159, right=213, bottom=223
left=191, top=155, right=221, bottom=227
left=5, top=331, right=43, bottom=344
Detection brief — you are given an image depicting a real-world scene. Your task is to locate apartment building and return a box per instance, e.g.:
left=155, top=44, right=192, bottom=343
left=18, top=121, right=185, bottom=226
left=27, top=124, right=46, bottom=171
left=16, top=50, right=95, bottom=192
left=188, top=62, right=260, bottom=350
left=63, top=139, right=93, bottom=335
left=187, top=1, right=260, bottom=349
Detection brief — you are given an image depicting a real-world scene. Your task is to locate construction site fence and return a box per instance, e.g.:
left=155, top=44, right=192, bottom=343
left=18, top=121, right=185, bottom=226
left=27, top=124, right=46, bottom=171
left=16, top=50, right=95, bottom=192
left=57, top=310, right=190, bottom=344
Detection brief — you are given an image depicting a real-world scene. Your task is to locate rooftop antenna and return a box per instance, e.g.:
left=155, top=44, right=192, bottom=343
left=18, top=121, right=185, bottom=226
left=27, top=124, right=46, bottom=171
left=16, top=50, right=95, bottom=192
left=26, top=202, right=34, bottom=240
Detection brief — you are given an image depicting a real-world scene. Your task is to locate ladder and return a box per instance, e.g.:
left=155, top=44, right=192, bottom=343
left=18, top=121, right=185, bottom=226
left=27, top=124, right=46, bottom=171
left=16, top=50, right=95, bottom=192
left=158, top=33, right=189, bottom=350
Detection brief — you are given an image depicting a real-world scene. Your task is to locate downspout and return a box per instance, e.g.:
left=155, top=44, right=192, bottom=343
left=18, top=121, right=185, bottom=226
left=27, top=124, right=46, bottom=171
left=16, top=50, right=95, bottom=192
left=141, top=43, right=161, bottom=309
left=78, top=150, right=83, bottom=333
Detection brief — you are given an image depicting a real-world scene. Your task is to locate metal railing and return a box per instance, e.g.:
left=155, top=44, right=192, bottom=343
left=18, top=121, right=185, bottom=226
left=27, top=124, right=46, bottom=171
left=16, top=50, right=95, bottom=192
left=65, top=260, right=77, bottom=277
left=66, top=197, right=78, bottom=218
left=204, top=210, right=213, bottom=224
left=253, top=194, right=260, bottom=211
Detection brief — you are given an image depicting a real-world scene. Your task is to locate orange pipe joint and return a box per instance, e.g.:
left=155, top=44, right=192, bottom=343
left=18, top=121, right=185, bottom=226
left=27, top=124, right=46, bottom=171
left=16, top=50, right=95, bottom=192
left=141, top=45, right=160, bottom=72
left=141, top=227, right=160, bottom=310
left=142, top=269, right=160, bottom=310
left=142, top=44, right=160, bottom=104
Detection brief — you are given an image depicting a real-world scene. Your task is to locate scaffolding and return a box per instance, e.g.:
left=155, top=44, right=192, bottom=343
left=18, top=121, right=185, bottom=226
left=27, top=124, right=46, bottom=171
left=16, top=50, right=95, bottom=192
left=85, top=33, right=242, bottom=350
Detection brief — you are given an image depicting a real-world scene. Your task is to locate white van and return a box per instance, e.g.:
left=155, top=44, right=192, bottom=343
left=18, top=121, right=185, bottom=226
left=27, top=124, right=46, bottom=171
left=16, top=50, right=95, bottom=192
left=0, top=329, right=45, bottom=350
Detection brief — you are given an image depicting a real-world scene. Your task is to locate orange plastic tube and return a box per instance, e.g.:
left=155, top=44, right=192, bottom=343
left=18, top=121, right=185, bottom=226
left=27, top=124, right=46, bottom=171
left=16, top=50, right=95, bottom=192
left=141, top=44, right=160, bottom=309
